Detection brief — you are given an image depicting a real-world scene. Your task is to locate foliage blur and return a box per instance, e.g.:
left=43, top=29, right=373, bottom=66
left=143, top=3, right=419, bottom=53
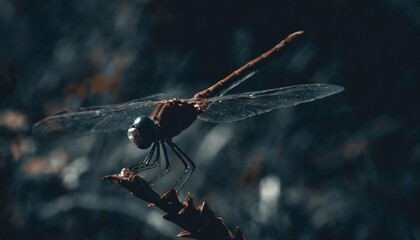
left=1, top=0, right=420, bottom=239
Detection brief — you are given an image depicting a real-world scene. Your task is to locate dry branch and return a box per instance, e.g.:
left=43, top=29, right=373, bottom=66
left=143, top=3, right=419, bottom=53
left=103, top=168, right=244, bottom=240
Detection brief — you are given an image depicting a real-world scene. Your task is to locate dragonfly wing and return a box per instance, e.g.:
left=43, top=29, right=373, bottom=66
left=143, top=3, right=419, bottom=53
left=217, top=70, right=258, bottom=97
left=198, top=84, right=344, bottom=123
left=77, top=93, right=170, bottom=111
left=33, top=99, right=162, bottom=138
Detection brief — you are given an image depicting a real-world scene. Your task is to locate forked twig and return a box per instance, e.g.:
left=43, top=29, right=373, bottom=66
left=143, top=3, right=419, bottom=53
left=103, top=169, right=245, bottom=240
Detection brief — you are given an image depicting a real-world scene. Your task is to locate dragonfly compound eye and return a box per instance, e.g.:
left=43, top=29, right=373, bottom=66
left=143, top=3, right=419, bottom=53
left=127, top=116, right=159, bottom=149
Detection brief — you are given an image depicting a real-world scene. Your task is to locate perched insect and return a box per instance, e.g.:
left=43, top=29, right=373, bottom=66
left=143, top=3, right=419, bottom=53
left=33, top=31, right=344, bottom=190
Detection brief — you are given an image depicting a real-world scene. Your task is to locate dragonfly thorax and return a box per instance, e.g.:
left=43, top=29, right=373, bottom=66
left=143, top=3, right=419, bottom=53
left=127, top=115, right=159, bottom=149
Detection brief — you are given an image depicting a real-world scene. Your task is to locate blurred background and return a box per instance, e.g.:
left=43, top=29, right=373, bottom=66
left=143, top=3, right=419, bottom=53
left=1, top=0, right=420, bottom=239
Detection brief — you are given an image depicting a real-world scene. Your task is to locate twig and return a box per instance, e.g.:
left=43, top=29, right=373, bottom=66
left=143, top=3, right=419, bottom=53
left=103, top=168, right=245, bottom=240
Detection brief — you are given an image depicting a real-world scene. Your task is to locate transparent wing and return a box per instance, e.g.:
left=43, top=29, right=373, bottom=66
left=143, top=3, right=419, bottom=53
left=32, top=97, right=165, bottom=138
left=77, top=93, right=169, bottom=111
left=217, top=70, right=258, bottom=97
left=198, top=84, right=344, bottom=123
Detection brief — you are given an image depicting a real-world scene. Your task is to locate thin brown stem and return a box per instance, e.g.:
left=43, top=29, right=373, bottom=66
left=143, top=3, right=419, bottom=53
left=103, top=168, right=245, bottom=240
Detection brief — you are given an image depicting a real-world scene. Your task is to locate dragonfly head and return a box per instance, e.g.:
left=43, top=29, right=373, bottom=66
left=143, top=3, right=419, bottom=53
left=127, top=116, right=159, bottom=149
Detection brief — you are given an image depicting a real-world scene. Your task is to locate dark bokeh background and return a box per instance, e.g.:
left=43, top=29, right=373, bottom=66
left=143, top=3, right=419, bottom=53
left=1, top=0, right=420, bottom=239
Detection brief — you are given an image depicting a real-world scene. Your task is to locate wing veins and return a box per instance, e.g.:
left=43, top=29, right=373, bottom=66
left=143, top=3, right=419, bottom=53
left=198, top=84, right=344, bottom=123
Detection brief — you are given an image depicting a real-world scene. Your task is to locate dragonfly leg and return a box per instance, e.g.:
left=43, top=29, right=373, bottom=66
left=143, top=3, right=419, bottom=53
left=148, top=140, right=171, bottom=183
left=167, top=140, right=196, bottom=191
left=129, top=142, right=160, bottom=173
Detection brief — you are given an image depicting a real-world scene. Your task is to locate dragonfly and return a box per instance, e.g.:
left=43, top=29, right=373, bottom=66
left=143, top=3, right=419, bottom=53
left=33, top=31, right=344, bottom=190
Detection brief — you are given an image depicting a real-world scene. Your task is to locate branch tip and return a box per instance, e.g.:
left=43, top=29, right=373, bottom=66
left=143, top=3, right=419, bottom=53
left=103, top=168, right=245, bottom=239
